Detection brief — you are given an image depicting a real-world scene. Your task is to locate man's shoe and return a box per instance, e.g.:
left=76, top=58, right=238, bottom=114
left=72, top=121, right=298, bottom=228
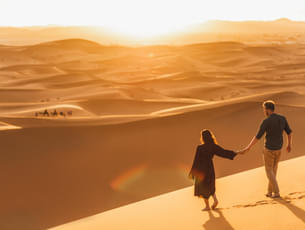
left=272, top=194, right=281, bottom=198
left=265, top=193, right=272, bottom=198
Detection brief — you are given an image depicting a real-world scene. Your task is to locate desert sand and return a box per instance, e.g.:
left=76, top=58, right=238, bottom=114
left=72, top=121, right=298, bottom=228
left=51, top=156, right=305, bottom=230
left=1, top=39, right=305, bottom=229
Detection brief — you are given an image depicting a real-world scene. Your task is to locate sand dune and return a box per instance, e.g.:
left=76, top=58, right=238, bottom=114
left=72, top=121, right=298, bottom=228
left=51, top=156, right=305, bottom=230
left=77, top=98, right=197, bottom=116
left=1, top=39, right=305, bottom=229
left=1, top=91, right=304, bottom=229
left=0, top=121, right=21, bottom=130
left=1, top=39, right=305, bottom=105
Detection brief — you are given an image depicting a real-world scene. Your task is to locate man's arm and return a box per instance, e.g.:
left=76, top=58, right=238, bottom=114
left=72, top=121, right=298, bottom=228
left=286, top=133, right=292, bottom=153
left=245, top=136, right=259, bottom=151
left=240, top=136, right=259, bottom=154
left=284, top=117, right=292, bottom=153
left=242, top=120, right=266, bottom=153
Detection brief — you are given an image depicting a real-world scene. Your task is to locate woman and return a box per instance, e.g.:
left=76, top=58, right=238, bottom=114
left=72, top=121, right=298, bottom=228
left=189, top=129, right=243, bottom=211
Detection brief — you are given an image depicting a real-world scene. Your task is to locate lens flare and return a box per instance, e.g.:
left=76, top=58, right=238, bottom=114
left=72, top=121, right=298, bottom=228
left=110, top=164, right=147, bottom=191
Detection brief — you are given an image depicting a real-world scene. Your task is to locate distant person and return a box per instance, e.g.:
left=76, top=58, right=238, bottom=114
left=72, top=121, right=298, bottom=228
left=43, top=109, right=49, bottom=117
left=242, top=100, right=292, bottom=198
left=59, top=111, right=66, bottom=117
left=189, top=129, right=244, bottom=211
left=53, top=109, right=58, bottom=117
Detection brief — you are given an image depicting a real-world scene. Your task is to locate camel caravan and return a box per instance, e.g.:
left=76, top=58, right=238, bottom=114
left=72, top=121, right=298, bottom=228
left=35, top=109, right=73, bottom=118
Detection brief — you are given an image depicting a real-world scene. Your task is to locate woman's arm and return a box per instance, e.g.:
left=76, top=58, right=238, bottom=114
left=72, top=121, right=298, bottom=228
left=214, top=144, right=236, bottom=160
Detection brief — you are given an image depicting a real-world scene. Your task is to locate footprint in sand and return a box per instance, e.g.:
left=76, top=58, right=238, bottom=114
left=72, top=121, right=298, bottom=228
left=222, top=191, right=305, bottom=210
left=284, top=191, right=305, bottom=201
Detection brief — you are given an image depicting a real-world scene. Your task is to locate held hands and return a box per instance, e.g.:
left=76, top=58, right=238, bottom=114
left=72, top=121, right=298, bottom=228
left=236, top=147, right=250, bottom=155
left=237, top=145, right=292, bottom=154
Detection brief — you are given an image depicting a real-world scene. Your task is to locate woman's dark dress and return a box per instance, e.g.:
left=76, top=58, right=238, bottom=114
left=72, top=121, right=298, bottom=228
left=189, top=143, right=236, bottom=199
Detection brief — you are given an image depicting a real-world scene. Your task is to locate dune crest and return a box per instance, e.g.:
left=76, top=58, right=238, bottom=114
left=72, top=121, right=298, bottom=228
left=0, top=121, right=21, bottom=130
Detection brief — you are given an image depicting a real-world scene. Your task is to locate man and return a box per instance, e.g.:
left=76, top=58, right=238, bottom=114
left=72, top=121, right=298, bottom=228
left=243, top=100, right=292, bottom=198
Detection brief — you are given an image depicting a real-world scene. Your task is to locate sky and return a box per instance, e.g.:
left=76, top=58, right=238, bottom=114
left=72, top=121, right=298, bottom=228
left=1, top=0, right=305, bottom=37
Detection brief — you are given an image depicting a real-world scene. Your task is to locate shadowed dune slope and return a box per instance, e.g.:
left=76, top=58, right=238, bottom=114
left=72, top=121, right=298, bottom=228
left=51, top=156, right=305, bottom=230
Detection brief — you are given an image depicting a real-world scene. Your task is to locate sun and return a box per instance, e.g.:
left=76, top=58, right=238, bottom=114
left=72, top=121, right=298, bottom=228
left=102, top=14, right=193, bottom=38
left=2, top=0, right=303, bottom=37
left=96, top=0, right=207, bottom=39
left=106, top=20, right=184, bottom=39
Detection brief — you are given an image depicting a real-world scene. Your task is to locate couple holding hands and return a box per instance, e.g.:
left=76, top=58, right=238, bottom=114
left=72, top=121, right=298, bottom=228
left=189, top=100, right=292, bottom=211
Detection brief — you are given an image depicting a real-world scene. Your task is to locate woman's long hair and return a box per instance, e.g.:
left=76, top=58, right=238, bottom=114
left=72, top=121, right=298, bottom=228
left=190, top=129, right=218, bottom=181
left=200, top=129, right=217, bottom=145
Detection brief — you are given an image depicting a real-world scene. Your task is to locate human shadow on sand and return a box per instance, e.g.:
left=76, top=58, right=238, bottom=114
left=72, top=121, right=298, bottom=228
left=203, top=209, right=234, bottom=230
left=275, top=195, right=305, bottom=223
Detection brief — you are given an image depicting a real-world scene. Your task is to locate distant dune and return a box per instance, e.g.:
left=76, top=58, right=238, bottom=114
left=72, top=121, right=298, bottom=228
left=1, top=39, right=305, bottom=229
left=1, top=18, right=305, bottom=46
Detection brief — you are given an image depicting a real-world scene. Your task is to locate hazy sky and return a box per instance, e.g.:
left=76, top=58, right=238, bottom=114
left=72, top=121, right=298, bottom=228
left=1, top=0, right=305, bottom=36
